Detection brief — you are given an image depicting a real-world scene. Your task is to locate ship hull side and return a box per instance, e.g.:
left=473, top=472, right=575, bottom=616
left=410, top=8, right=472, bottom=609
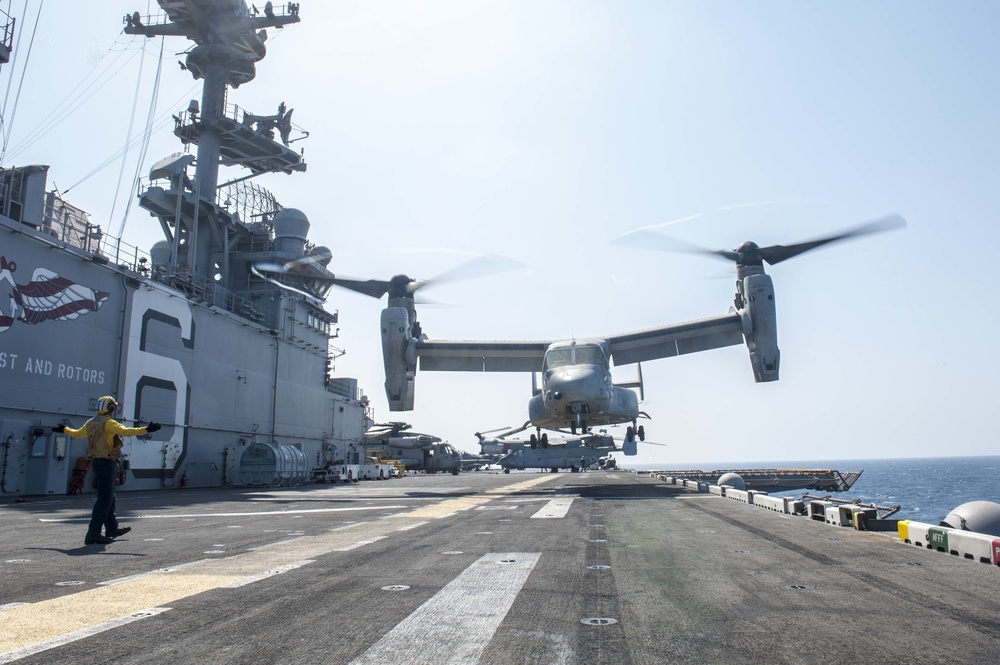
left=1, top=225, right=367, bottom=496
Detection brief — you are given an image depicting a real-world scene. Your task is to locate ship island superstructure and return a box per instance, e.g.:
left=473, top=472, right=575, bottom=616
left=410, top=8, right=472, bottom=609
left=0, top=1, right=374, bottom=496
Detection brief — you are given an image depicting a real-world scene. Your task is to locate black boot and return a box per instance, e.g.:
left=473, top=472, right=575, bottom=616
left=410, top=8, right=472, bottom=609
left=85, top=535, right=115, bottom=545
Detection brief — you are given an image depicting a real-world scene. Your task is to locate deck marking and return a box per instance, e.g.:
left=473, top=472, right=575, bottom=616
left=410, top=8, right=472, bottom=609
left=97, top=559, right=212, bottom=586
left=350, top=552, right=541, bottom=665
left=401, top=475, right=559, bottom=519
left=0, top=604, right=30, bottom=612
left=38, top=505, right=406, bottom=522
left=531, top=497, right=575, bottom=519
left=335, top=536, right=387, bottom=551
left=0, top=607, right=171, bottom=664
left=0, top=573, right=235, bottom=658
left=223, top=559, right=316, bottom=588
left=250, top=536, right=308, bottom=550
left=248, top=496, right=434, bottom=502
left=5, top=478, right=552, bottom=657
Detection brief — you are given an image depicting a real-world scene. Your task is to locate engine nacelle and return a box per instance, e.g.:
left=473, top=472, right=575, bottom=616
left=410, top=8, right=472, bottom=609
left=527, top=393, right=549, bottom=424
left=741, top=272, right=779, bottom=382
left=381, top=306, right=416, bottom=410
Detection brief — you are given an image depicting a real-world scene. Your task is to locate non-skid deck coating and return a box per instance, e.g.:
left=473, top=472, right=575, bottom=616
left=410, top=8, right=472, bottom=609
left=1, top=472, right=998, bottom=664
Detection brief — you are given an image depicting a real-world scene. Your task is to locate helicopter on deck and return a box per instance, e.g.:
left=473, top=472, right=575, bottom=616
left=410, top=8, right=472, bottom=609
left=476, top=423, right=665, bottom=473
left=363, top=422, right=464, bottom=475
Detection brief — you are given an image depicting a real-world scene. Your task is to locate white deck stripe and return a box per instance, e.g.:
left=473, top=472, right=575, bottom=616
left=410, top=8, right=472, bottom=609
left=38, top=505, right=406, bottom=522
left=351, top=552, right=540, bottom=665
left=0, top=607, right=171, bottom=664
left=531, top=497, right=575, bottom=519
left=0, top=604, right=30, bottom=612
left=334, top=536, right=387, bottom=551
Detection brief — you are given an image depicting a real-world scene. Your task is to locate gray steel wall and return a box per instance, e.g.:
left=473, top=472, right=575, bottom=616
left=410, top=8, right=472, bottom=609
left=1, top=224, right=369, bottom=495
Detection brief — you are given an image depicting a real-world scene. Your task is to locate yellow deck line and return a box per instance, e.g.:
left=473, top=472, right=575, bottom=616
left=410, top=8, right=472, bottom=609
left=0, top=575, right=238, bottom=652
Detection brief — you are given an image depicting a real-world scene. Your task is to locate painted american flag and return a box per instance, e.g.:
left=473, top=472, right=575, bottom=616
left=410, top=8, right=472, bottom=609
left=1, top=256, right=109, bottom=332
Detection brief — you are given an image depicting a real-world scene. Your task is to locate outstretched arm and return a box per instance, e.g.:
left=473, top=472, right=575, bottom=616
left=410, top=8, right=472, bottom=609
left=107, top=420, right=151, bottom=438
left=60, top=424, right=88, bottom=439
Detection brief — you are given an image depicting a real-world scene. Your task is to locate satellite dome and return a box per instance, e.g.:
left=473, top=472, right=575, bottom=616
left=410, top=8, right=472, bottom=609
left=939, top=501, right=1000, bottom=536
left=309, top=245, right=332, bottom=266
left=718, top=472, right=746, bottom=490
left=150, top=240, right=171, bottom=268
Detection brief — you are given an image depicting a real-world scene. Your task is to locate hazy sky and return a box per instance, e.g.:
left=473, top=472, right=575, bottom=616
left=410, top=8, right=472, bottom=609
left=4, top=1, right=999, bottom=465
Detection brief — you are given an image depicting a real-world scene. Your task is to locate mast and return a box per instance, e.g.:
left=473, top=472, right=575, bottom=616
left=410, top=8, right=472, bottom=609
left=124, top=1, right=305, bottom=285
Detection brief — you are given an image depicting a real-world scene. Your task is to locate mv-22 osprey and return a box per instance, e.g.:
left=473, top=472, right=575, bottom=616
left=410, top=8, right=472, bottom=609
left=256, top=216, right=904, bottom=443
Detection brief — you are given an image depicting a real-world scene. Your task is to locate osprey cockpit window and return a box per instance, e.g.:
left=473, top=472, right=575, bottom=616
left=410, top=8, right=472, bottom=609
left=575, top=345, right=606, bottom=367
left=544, top=344, right=607, bottom=371
left=543, top=348, right=574, bottom=371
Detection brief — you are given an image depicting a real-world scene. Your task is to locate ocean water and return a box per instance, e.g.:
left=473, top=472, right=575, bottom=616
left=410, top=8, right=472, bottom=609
left=628, top=456, right=1000, bottom=523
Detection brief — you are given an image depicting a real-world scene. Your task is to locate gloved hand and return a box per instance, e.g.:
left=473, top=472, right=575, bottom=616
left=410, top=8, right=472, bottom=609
left=146, top=422, right=162, bottom=433
left=52, top=424, right=65, bottom=433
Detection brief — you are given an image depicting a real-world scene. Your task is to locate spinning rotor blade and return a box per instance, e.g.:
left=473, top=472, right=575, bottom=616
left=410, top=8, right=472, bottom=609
left=754, top=214, right=906, bottom=265
left=331, top=277, right=391, bottom=299
left=419, top=254, right=524, bottom=291
left=331, top=254, right=525, bottom=300
left=250, top=264, right=323, bottom=302
left=253, top=253, right=333, bottom=278
left=615, top=213, right=904, bottom=266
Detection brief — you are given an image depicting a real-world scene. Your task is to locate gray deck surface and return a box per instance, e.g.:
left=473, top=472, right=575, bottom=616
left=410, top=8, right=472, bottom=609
left=2, top=471, right=998, bottom=664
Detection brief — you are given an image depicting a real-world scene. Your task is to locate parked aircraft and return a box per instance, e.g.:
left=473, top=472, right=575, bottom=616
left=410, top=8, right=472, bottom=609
left=363, top=422, right=463, bottom=474
left=478, top=424, right=665, bottom=473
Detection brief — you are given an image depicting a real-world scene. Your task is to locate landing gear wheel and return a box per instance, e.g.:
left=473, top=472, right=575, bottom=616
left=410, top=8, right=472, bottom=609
left=550, top=467, right=559, bottom=473
left=540, top=433, right=549, bottom=448
left=504, top=468, right=510, bottom=474
left=530, top=433, right=538, bottom=449
left=638, top=425, right=645, bottom=442
left=626, top=426, right=634, bottom=441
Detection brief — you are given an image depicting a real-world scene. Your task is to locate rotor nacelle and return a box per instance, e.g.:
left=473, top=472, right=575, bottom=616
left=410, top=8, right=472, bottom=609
left=381, top=306, right=418, bottom=410
left=387, top=274, right=418, bottom=299
left=739, top=270, right=779, bottom=382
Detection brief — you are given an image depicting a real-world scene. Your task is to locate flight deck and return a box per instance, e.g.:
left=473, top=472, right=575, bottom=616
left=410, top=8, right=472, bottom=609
left=1, top=471, right=998, bottom=664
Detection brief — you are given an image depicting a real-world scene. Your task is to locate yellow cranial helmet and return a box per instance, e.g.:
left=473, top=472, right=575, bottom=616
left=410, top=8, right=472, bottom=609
left=95, top=396, right=118, bottom=415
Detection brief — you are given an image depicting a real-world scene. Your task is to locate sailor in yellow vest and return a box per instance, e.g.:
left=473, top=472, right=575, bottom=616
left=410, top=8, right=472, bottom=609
left=54, top=396, right=160, bottom=545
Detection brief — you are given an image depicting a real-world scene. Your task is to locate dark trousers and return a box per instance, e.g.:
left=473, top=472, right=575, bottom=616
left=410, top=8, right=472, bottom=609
left=87, top=458, right=119, bottom=538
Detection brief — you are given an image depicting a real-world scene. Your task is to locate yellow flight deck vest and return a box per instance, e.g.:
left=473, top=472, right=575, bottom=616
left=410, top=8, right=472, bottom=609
left=65, top=416, right=147, bottom=460
left=85, top=416, right=118, bottom=459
